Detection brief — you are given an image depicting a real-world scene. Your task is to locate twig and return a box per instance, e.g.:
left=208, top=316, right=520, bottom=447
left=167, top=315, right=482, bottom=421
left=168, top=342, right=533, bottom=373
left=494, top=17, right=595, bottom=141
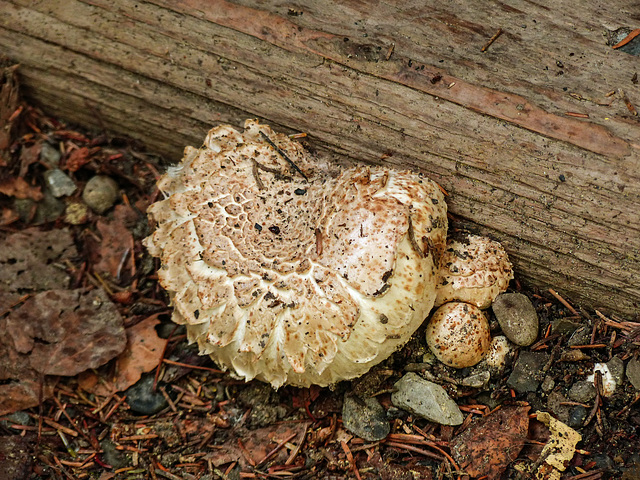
left=256, top=432, right=297, bottom=466
left=340, top=440, right=362, bottom=480
left=612, top=29, right=640, bottom=49
left=481, top=28, right=504, bottom=52
left=259, top=131, right=308, bottom=181
left=548, top=288, right=579, bottom=315
left=162, top=358, right=224, bottom=373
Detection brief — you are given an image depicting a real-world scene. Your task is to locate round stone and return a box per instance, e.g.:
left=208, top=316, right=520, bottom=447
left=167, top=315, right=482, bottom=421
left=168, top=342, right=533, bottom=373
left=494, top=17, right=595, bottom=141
left=492, top=293, right=539, bottom=346
left=83, top=175, right=119, bottom=214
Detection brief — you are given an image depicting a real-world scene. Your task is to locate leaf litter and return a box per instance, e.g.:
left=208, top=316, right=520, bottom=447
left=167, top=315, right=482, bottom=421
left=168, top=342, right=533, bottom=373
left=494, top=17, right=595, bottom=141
left=0, top=61, right=639, bottom=480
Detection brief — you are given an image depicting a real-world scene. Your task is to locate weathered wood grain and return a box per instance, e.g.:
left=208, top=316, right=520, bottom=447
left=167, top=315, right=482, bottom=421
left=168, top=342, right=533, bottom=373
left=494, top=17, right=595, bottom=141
left=0, top=0, right=638, bottom=314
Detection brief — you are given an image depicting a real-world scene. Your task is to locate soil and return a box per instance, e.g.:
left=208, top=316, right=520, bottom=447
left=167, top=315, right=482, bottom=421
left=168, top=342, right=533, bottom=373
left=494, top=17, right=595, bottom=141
left=1, top=64, right=639, bottom=480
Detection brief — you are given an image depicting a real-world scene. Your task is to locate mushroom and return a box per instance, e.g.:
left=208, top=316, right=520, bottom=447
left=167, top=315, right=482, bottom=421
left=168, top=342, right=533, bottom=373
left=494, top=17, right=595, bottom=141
left=425, top=302, right=491, bottom=368
left=145, top=120, right=448, bottom=388
left=425, top=235, right=513, bottom=368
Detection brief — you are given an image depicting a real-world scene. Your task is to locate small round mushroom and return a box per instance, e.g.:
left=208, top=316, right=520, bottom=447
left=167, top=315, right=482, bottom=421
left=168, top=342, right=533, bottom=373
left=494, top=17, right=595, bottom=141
left=145, top=120, right=448, bottom=388
left=435, top=235, right=513, bottom=309
left=425, top=301, right=491, bottom=368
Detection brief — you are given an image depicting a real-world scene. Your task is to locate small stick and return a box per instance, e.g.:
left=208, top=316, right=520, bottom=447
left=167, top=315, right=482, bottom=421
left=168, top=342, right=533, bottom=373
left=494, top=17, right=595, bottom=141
left=162, top=358, right=224, bottom=373
left=618, top=88, right=638, bottom=116
left=340, top=440, right=362, bottom=480
left=256, top=432, right=297, bottom=466
left=548, top=288, right=579, bottom=315
left=481, top=28, right=504, bottom=52
left=612, top=29, right=640, bottom=49
left=260, top=131, right=308, bottom=181
left=565, top=112, right=590, bottom=118
left=252, top=160, right=265, bottom=190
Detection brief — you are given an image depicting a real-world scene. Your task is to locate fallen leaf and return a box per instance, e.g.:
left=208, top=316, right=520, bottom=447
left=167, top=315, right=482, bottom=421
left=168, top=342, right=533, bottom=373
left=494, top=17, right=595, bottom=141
left=64, top=146, right=91, bottom=172
left=0, top=175, right=43, bottom=200
left=450, top=405, right=530, bottom=480
left=94, top=204, right=137, bottom=281
left=0, top=228, right=77, bottom=293
left=0, top=207, right=18, bottom=225
left=82, top=314, right=167, bottom=396
left=18, top=142, right=42, bottom=178
left=533, top=411, right=582, bottom=480
left=5, top=288, right=126, bottom=376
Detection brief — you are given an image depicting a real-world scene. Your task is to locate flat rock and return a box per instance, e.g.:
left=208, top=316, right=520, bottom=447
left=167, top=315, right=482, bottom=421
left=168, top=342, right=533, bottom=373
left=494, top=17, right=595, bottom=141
left=342, top=393, right=390, bottom=441
left=568, top=381, right=596, bottom=403
left=507, top=351, right=549, bottom=393
left=43, top=168, right=76, bottom=197
left=492, top=293, right=539, bottom=346
left=391, top=372, right=463, bottom=425
left=627, top=357, right=640, bottom=391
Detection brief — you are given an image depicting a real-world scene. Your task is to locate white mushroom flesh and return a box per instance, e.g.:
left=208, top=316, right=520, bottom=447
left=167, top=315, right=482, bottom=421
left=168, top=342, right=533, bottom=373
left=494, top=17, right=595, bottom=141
left=435, top=235, right=513, bottom=309
left=426, top=301, right=491, bottom=368
left=145, top=120, right=448, bottom=387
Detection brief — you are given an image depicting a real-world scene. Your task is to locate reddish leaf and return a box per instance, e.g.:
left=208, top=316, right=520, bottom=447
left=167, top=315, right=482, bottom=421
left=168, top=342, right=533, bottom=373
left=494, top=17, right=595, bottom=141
left=82, top=314, right=167, bottom=396
left=94, top=205, right=137, bottom=281
left=450, top=405, right=530, bottom=480
left=64, top=146, right=91, bottom=172
left=0, top=175, right=43, bottom=200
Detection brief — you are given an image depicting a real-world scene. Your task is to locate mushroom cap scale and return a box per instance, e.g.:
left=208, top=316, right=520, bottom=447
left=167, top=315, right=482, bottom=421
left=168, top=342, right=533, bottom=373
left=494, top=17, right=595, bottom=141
left=145, top=120, right=448, bottom=387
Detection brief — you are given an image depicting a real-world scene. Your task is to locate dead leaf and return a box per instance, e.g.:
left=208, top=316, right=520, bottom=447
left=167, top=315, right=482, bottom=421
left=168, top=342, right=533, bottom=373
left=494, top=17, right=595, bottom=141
left=94, top=204, right=137, bottom=281
left=450, top=405, right=530, bottom=480
left=0, top=207, right=18, bottom=225
left=82, top=314, right=166, bottom=396
left=0, top=175, right=43, bottom=200
left=4, top=288, right=126, bottom=376
left=64, top=146, right=91, bottom=172
left=532, top=412, right=582, bottom=480
left=205, top=423, right=300, bottom=469
left=18, top=142, right=42, bottom=178
left=0, top=228, right=77, bottom=293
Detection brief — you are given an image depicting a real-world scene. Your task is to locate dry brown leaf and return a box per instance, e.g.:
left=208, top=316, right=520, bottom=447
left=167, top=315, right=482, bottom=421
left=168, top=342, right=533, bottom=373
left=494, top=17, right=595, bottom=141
left=0, top=175, right=43, bottom=200
left=83, top=314, right=166, bottom=396
left=0, top=228, right=77, bottom=293
left=450, top=405, right=530, bottom=480
left=0, top=207, right=18, bottom=225
left=94, top=204, right=137, bottom=281
left=64, top=146, right=91, bottom=172
left=5, top=288, right=126, bottom=376
left=18, top=142, right=42, bottom=178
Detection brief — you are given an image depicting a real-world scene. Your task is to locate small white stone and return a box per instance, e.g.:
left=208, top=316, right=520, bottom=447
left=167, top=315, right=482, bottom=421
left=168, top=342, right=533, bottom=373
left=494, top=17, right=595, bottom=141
left=587, top=363, right=616, bottom=397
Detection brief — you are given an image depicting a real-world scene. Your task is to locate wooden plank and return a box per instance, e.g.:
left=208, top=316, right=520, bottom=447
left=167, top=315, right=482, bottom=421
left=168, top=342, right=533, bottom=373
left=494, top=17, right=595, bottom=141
left=0, top=0, right=638, bottom=314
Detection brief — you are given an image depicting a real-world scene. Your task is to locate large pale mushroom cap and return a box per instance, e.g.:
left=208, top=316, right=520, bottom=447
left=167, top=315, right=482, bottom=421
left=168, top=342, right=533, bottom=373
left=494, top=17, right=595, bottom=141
left=145, top=120, right=448, bottom=388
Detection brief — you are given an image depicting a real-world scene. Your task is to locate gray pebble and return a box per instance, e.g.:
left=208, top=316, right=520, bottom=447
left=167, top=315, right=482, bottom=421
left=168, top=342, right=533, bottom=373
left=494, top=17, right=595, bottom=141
left=568, top=380, right=596, bottom=403
left=83, top=175, right=119, bottom=213
left=627, top=357, right=640, bottom=390
left=541, top=375, right=555, bottom=393
left=568, top=406, right=588, bottom=428
left=567, top=326, right=591, bottom=346
left=125, top=374, right=169, bottom=415
left=546, top=390, right=571, bottom=424
left=342, top=393, right=390, bottom=441
left=44, top=169, right=77, bottom=197
left=391, top=372, right=463, bottom=425
left=461, top=371, right=490, bottom=388
left=506, top=351, right=549, bottom=393
left=40, top=142, right=62, bottom=167
left=100, top=439, right=130, bottom=469
left=607, top=356, right=625, bottom=385
left=492, top=293, right=539, bottom=346
left=551, top=317, right=582, bottom=335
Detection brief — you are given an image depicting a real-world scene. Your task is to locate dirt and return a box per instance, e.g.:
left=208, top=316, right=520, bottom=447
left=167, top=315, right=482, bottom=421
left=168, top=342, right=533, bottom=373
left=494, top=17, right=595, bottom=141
left=0, top=63, right=639, bottom=480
